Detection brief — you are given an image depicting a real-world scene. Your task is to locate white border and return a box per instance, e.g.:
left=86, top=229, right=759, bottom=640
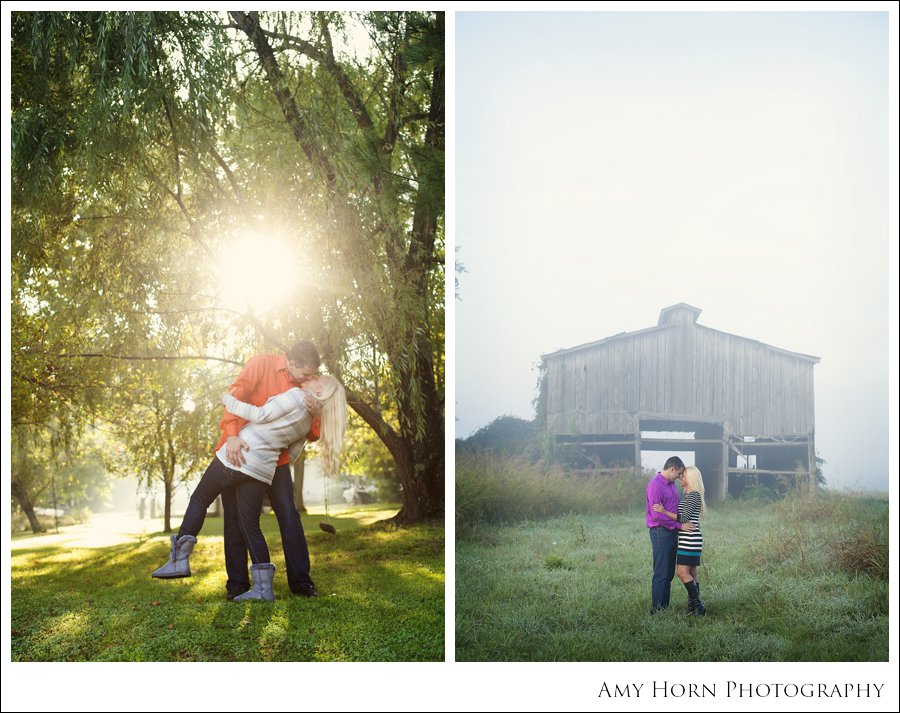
left=3, top=3, right=898, bottom=712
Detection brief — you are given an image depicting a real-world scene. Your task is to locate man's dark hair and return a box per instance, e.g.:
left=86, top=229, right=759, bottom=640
left=663, top=456, right=685, bottom=471
left=286, top=341, right=321, bottom=369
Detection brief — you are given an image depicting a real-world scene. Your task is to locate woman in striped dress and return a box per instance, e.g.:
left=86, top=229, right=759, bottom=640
left=653, top=466, right=706, bottom=615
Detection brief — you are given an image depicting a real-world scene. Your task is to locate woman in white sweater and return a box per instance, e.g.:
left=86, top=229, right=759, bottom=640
left=152, top=374, right=346, bottom=601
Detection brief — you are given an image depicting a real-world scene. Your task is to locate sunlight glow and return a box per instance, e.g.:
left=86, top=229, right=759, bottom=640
left=215, top=232, right=302, bottom=315
left=11, top=513, right=158, bottom=549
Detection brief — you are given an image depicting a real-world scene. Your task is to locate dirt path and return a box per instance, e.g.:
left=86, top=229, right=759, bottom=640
left=11, top=505, right=399, bottom=550
left=11, top=511, right=160, bottom=550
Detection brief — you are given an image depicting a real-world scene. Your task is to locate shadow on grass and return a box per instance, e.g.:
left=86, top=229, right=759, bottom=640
left=12, top=517, right=443, bottom=662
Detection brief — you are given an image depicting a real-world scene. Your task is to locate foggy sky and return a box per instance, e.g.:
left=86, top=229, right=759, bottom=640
left=455, top=11, right=894, bottom=492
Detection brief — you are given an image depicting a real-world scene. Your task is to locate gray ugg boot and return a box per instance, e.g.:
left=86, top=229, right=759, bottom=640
left=152, top=534, right=197, bottom=579
left=233, top=563, right=276, bottom=602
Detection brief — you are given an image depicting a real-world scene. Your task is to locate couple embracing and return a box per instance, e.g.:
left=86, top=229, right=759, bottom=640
left=152, top=340, right=346, bottom=602
left=646, top=456, right=707, bottom=616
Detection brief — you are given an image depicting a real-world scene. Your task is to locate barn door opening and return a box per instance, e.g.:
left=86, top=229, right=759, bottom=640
left=638, top=418, right=726, bottom=501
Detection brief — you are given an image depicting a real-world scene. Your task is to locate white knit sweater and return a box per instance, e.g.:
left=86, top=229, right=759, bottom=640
left=215, top=388, right=310, bottom=485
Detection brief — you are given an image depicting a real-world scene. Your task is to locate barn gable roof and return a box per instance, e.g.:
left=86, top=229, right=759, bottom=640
left=542, top=305, right=821, bottom=364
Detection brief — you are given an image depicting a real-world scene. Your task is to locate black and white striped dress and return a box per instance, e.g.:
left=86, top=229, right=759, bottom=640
left=676, top=491, right=703, bottom=563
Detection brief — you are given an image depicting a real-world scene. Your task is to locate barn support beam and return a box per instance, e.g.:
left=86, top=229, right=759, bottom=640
left=725, top=434, right=816, bottom=497
left=550, top=427, right=815, bottom=503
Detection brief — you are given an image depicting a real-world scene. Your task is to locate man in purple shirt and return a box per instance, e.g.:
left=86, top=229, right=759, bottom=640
left=646, top=456, right=695, bottom=612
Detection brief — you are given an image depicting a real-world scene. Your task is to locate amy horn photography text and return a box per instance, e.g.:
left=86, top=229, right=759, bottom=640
left=598, top=682, right=886, bottom=699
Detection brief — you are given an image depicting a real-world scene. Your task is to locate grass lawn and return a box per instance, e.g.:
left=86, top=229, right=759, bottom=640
left=12, top=505, right=444, bottom=661
left=456, top=499, right=887, bottom=662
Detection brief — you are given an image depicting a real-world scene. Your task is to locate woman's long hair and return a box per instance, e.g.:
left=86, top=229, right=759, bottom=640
left=683, top=466, right=707, bottom=515
left=312, top=375, right=347, bottom=477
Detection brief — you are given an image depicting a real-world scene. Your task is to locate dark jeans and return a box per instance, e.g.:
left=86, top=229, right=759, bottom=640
left=178, top=458, right=271, bottom=565
left=222, top=463, right=313, bottom=595
left=649, top=526, right=678, bottom=611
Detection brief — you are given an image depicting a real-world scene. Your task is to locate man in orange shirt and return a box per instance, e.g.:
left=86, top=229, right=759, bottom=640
left=219, top=340, right=322, bottom=599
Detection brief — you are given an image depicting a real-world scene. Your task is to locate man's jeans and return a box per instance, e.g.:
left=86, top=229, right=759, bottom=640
left=178, top=459, right=271, bottom=564
left=222, top=463, right=313, bottom=596
left=649, top=526, right=678, bottom=611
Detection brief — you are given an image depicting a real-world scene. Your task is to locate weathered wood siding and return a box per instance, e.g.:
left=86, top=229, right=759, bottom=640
left=546, top=322, right=816, bottom=438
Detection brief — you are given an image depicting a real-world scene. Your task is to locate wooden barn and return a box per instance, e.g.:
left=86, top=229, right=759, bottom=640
left=541, top=304, right=819, bottom=501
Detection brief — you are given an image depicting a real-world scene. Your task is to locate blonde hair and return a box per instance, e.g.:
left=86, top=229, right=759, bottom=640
left=683, top=466, right=707, bottom=514
left=311, top=375, right=346, bottom=477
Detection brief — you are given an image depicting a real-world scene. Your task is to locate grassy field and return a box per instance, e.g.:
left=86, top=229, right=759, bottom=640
left=11, top=506, right=444, bottom=661
left=456, top=456, right=888, bottom=662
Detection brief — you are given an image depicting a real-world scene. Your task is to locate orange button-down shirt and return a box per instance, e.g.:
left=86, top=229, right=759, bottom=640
left=216, top=352, right=319, bottom=466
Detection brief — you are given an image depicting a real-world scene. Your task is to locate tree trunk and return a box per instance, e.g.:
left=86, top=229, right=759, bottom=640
left=389, top=346, right=444, bottom=523
left=343, top=346, right=444, bottom=524
left=346, top=381, right=444, bottom=524
left=164, top=432, right=178, bottom=532
left=387, top=37, right=444, bottom=525
left=12, top=481, right=46, bottom=534
left=163, top=477, right=173, bottom=533
left=391, top=436, right=444, bottom=524
left=293, top=452, right=307, bottom=513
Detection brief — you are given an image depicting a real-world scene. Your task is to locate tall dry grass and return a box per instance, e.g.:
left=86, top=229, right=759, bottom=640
left=456, top=451, right=647, bottom=531
left=744, top=488, right=888, bottom=579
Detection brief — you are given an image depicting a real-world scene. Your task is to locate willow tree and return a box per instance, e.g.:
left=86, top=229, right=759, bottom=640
left=12, top=11, right=445, bottom=523
left=12, top=424, right=114, bottom=533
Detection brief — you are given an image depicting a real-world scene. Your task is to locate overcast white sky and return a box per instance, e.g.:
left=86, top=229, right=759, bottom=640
left=455, top=10, right=895, bottom=492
